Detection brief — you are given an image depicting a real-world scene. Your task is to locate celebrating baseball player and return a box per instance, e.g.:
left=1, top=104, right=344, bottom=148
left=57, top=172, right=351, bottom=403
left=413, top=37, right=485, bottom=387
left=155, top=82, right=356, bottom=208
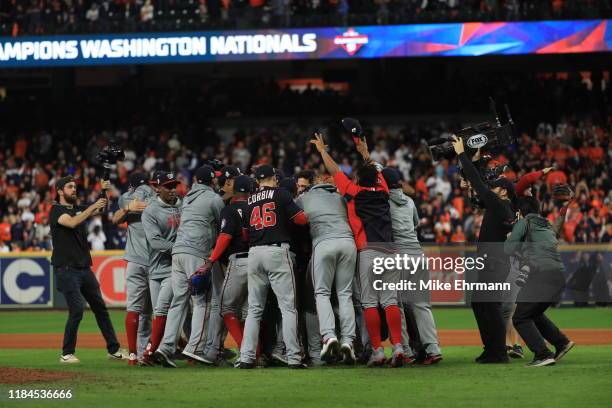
left=239, top=165, right=309, bottom=369
left=141, top=171, right=182, bottom=364
left=112, top=172, right=155, bottom=365
left=295, top=172, right=358, bottom=364
left=311, top=132, right=405, bottom=368
left=154, top=165, right=224, bottom=368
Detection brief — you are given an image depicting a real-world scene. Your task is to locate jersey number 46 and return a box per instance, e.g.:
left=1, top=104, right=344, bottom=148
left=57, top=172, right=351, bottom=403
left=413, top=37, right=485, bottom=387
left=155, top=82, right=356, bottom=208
left=250, top=202, right=277, bottom=230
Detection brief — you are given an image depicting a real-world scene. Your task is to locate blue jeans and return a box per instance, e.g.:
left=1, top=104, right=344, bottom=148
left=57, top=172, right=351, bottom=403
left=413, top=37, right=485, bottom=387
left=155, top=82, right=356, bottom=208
left=55, top=266, right=120, bottom=355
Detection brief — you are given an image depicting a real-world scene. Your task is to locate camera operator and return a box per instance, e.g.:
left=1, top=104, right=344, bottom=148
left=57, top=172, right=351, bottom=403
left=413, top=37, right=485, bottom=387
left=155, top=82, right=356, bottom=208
left=451, top=136, right=516, bottom=364
left=51, top=176, right=126, bottom=364
left=504, top=196, right=574, bottom=367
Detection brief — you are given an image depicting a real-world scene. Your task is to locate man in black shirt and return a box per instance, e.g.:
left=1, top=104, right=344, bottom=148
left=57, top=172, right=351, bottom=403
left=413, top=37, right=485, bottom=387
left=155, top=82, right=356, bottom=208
left=239, top=165, right=309, bottom=369
left=50, top=176, right=126, bottom=364
left=452, top=136, right=515, bottom=364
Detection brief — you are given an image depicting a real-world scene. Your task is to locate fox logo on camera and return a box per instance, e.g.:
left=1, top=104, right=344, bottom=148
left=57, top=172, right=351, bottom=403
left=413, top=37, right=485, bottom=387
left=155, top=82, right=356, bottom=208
left=466, top=134, right=489, bottom=149
left=0, top=257, right=52, bottom=307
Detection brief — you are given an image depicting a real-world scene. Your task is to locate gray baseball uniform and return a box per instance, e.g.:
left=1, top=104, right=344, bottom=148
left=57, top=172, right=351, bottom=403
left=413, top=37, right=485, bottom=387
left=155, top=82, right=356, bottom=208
left=141, top=196, right=182, bottom=317
left=388, top=188, right=441, bottom=355
left=296, top=183, right=357, bottom=345
left=157, top=184, right=224, bottom=357
left=240, top=186, right=306, bottom=366
left=119, top=184, right=155, bottom=357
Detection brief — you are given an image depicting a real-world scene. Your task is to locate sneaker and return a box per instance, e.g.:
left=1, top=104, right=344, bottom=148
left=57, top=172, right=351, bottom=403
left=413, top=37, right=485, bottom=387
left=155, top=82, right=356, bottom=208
left=59, top=354, right=80, bottom=364
left=239, top=361, right=255, bottom=369
left=182, top=350, right=214, bottom=365
left=527, top=356, right=556, bottom=367
left=271, top=352, right=288, bottom=366
left=554, top=341, right=575, bottom=362
left=339, top=343, right=356, bottom=365
left=128, top=352, right=138, bottom=366
left=154, top=349, right=177, bottom=368
left=389, top=344, right=405, bottom=368
left=320, top=337, right=339, bottom=361
left=421, top=353, right=443, bottom=366
left=108, top=349, right=129, bottom=361
left=366, top=347, right=386, bottom=368
left=288, top=363, right=308, bottom=369
left=507, top=344, right=524, bottom=359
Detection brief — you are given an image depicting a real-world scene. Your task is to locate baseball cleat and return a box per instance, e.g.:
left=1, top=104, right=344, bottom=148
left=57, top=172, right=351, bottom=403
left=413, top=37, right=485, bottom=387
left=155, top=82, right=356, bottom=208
left=389, top=344, right=405, bottom=368
left=507, top=344, right=524, bottom=359
left=59, top=354, right=80, bottom=364
left=182, top=350, right=214, bottom=365
left=320, top=337, right=339, bottom=361
left=403, top=355, right=417, bottom=365
left=239, top=361, right=255, bottom=369
left=288, top=363, right=308, bottom=369
left=128, top=353, right=138, bottom=366
left=154, top=349, right=177, bottom=368
left=366, top=347, right=386, bottom=368
left=108, top=348, right=129, bottom=361
left=339, top=343, right=356, bottom=365
left=527, top=356, right=556, bottom=367
left=554, top=341, right=575, bottom=362
left=270, top=352, right=288, bottom=366
left=421, top=353, right=443, bottom=366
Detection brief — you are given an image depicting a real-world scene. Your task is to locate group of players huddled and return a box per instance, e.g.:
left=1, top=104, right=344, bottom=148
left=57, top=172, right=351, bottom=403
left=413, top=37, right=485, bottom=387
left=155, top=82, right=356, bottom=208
left=112, top=125, right=575, bottom=369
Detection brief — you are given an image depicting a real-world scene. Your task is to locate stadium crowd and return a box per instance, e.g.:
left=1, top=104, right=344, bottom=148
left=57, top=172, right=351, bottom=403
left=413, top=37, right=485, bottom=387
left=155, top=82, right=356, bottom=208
left=2, top=0, right=611, bottom=36
left=0, top=110, right=610, bottom=253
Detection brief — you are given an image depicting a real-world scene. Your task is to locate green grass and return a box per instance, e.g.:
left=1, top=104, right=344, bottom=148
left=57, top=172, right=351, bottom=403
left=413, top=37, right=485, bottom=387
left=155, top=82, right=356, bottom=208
left=1, top=307, right=611, bottom=334
left=0, top=346, right=611, bottom=408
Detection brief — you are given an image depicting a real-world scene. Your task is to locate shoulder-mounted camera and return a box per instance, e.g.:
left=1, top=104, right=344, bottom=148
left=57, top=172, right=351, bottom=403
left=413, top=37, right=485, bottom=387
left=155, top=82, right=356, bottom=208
left=428, top=98, right=516, bottom=162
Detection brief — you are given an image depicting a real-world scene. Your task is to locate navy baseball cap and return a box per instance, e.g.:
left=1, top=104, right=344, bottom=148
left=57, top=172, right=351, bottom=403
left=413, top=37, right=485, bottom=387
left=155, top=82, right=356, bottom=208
left=129, top=172, right=148, bottom=188
left=156, top=171, right=180, bottom=187
left=195, top=165, right=215, bottom=184
left=254, top=165, right=276, bottom=180
left=381, top=167, right=402, bottom=189
left=233, top=175, right=252, bottom=194
left=218, top=165, right=241, bottom=186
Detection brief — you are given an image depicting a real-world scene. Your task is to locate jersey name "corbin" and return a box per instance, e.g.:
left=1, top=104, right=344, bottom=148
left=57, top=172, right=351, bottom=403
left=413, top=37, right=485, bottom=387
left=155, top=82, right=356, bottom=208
left=248, top=189, right=275, bottom=205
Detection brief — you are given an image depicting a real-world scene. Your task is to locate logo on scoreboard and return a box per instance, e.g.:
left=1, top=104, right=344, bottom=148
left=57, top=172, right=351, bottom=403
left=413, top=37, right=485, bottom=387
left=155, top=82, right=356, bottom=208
left=333, top=28, right=369, bottom=56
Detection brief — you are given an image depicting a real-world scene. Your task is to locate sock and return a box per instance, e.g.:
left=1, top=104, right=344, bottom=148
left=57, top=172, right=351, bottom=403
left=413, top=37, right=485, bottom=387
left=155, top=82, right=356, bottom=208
left=363, top=307, right=382, bottom=349
left=149, top=316, right=167, bottom=353
left=223, top=313, right=244, bottom=349
left=125, top=311, right=139, bottom=355
left=384, top=305, right=403, bottom=346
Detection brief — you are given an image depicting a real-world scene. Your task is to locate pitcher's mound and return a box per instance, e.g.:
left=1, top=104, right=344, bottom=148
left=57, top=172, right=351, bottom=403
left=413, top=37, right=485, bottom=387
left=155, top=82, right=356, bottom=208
left=0, top=367, right=78, bottom=384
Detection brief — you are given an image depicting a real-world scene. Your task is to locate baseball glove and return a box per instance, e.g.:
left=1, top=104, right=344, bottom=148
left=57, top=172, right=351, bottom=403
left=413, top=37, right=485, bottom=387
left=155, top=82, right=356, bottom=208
left=189, top=259, right=214, bottom=295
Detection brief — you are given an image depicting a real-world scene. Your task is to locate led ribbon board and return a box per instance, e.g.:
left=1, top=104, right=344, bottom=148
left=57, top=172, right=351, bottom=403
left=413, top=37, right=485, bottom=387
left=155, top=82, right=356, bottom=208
left=0, top=19, right=609, bottom=67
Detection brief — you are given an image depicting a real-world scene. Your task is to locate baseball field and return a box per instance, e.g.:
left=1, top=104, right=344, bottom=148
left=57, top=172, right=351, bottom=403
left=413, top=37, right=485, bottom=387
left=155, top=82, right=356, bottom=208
left=1, top=307, right=611, bottom=408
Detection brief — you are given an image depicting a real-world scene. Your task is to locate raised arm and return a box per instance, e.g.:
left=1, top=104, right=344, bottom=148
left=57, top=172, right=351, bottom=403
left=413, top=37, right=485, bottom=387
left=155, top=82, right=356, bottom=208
left=310, top=133, right=340, bottom=176
left=452, top=136, right=498, bottom=207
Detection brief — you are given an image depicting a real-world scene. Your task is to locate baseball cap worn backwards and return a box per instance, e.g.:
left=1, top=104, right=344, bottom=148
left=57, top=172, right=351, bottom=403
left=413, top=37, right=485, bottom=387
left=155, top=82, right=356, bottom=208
left=56, top=175, right=75, bottom=191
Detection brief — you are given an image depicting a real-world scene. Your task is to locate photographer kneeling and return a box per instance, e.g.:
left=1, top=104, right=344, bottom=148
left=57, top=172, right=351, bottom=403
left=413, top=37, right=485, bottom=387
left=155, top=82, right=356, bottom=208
left=504, top=196, right=574, bottom=367
left=452, top=136, right=515, bottom=363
